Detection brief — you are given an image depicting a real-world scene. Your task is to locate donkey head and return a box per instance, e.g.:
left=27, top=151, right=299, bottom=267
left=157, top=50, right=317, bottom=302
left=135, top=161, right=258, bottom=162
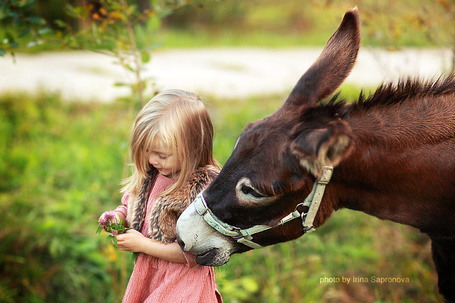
left=176, top=9, right=360, bottom=266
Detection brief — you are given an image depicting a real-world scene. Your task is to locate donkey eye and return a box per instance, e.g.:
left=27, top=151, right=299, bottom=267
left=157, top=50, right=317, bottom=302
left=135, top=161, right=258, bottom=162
left=241, top=185, right=265, bottom=198
left=236, top=177, right=277, bottom=205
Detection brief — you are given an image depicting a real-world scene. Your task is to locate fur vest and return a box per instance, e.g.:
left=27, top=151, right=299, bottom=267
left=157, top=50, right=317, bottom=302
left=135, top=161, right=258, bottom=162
left=125, top=165, right=219, bottom=243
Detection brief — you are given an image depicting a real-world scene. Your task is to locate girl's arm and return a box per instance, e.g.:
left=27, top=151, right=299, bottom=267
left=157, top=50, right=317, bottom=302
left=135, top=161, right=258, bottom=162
left=116, top=229, right=187, bottom=264
left=113, top=192, right=128, bottom=226
left=115, top=211, right=126, bottom=223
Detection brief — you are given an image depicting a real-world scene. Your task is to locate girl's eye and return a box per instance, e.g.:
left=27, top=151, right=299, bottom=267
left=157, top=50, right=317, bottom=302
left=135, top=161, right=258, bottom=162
left=159, top=154, right=167, bottom=160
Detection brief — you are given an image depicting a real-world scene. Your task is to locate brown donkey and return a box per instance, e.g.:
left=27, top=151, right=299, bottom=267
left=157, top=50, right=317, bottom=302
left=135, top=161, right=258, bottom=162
left=176, top=9, right=455, bottom=302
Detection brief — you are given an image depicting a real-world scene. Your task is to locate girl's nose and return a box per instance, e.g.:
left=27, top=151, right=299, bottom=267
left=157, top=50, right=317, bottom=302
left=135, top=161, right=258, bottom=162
left=149, top=155, right=158, bottom=165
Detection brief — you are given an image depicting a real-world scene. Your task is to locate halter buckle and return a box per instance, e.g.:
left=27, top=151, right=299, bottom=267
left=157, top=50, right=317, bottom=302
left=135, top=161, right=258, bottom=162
left=303, top=225, right=316, bottom=233
left=318, top=166, right=333, bottom=185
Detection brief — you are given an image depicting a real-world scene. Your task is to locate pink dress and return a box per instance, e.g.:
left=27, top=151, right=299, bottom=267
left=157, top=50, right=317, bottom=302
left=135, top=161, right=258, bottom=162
left=115, top=174, right=222, bottom=303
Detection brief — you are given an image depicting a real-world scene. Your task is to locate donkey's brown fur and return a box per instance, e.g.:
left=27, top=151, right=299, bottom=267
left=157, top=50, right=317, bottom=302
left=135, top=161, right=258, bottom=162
left=177, top=9, right=455, bottom=302
left=335, top=76, right=455, bottom=231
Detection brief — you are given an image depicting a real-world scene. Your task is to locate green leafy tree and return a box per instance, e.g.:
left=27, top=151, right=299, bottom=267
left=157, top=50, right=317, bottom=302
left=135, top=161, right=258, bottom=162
left=335, top=0, right=455, bottom=71
left=1, top=0, right=49, bottom=59
left=1, top=0, right=205, bottom=106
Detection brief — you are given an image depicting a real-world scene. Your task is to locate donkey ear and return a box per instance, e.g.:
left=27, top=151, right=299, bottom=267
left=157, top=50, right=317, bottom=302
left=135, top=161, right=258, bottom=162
left=291, top=120, right=353, bottom=177
left=284, top=8, right=360, bottom=109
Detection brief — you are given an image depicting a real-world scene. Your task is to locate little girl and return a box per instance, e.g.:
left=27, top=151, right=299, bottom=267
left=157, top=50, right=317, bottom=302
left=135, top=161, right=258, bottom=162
left=101, top=89, right=222, bottom=303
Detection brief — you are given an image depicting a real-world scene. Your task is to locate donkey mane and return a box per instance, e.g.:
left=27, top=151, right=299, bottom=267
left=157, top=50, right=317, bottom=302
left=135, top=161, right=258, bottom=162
left=316, top=75, right=455, bottom=118
left=357, top=74, right=455, bottom=110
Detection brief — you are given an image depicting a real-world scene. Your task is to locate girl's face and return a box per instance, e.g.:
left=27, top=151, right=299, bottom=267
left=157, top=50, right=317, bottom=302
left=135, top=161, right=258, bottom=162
left=148, top=140, right=181, bottom=180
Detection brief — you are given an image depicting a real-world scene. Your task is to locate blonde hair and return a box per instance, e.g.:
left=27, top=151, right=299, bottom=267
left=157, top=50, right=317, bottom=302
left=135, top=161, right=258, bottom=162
left=121, top=89, right=219, bottom=197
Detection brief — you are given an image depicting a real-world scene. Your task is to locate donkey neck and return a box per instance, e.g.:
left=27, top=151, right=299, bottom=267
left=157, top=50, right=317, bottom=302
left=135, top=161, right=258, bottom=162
left=329, top=98, right=455, bottom=236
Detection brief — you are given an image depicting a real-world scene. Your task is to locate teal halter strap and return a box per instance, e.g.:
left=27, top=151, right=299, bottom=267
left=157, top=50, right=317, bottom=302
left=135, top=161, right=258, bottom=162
left=193, top=166, right=333, bottom=249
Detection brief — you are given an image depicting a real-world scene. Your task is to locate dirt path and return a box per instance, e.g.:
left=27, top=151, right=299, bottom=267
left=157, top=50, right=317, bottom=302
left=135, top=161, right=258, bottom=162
left=1, top=47, right=452, bottom=102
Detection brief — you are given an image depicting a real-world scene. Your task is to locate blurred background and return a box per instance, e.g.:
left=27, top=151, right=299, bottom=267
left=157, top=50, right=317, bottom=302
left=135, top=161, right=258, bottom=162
left=1, top=0, right=453, bottom=302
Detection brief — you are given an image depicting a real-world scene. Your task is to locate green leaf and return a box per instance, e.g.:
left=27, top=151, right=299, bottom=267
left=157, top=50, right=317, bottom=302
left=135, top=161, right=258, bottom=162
left=18, top=28, right=31, bottom=38
left=65, top=4, right=79, bottom=19
left=0, top=2, right=10, bottom=18
left=54, top=19, right=69, bottom=29
left=156, top=9, right=173, bottom=19
left=7, top=12, right=19, bottom=19
left=38, top=27, right=51, bottom=35
left=5, top=31, right=15, bottom=43
left=27, top=16, right=46, bottom=25
left=147, top=16, right=161, bottom=31
left=140, top=51, right=151, bottom=63
left=12, top=0, right=35, bottom=11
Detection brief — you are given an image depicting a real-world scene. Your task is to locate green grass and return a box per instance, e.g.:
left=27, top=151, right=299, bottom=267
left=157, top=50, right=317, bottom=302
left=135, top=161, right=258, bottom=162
left=0, top=93, right=133, bottom=303
left=154, top=28, right=337, bottom=49
left=0, top=89, right=444, bottom=302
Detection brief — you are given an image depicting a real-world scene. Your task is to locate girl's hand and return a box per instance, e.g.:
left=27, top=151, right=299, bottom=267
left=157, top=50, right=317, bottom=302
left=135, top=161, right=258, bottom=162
left=116, top=229, right=146, bottom=253
left=116, top=230, right=187, bottom=263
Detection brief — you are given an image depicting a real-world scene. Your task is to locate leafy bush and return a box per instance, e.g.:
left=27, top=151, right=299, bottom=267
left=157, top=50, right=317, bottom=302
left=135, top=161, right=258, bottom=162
left=0, top=93, right=133, bottom=303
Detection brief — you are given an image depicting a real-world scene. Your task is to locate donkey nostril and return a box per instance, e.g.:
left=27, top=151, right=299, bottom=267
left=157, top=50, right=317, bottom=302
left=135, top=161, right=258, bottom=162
left=177, top=236, right=193, bottom=252
left=177, top=237, right=185, bottom=250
